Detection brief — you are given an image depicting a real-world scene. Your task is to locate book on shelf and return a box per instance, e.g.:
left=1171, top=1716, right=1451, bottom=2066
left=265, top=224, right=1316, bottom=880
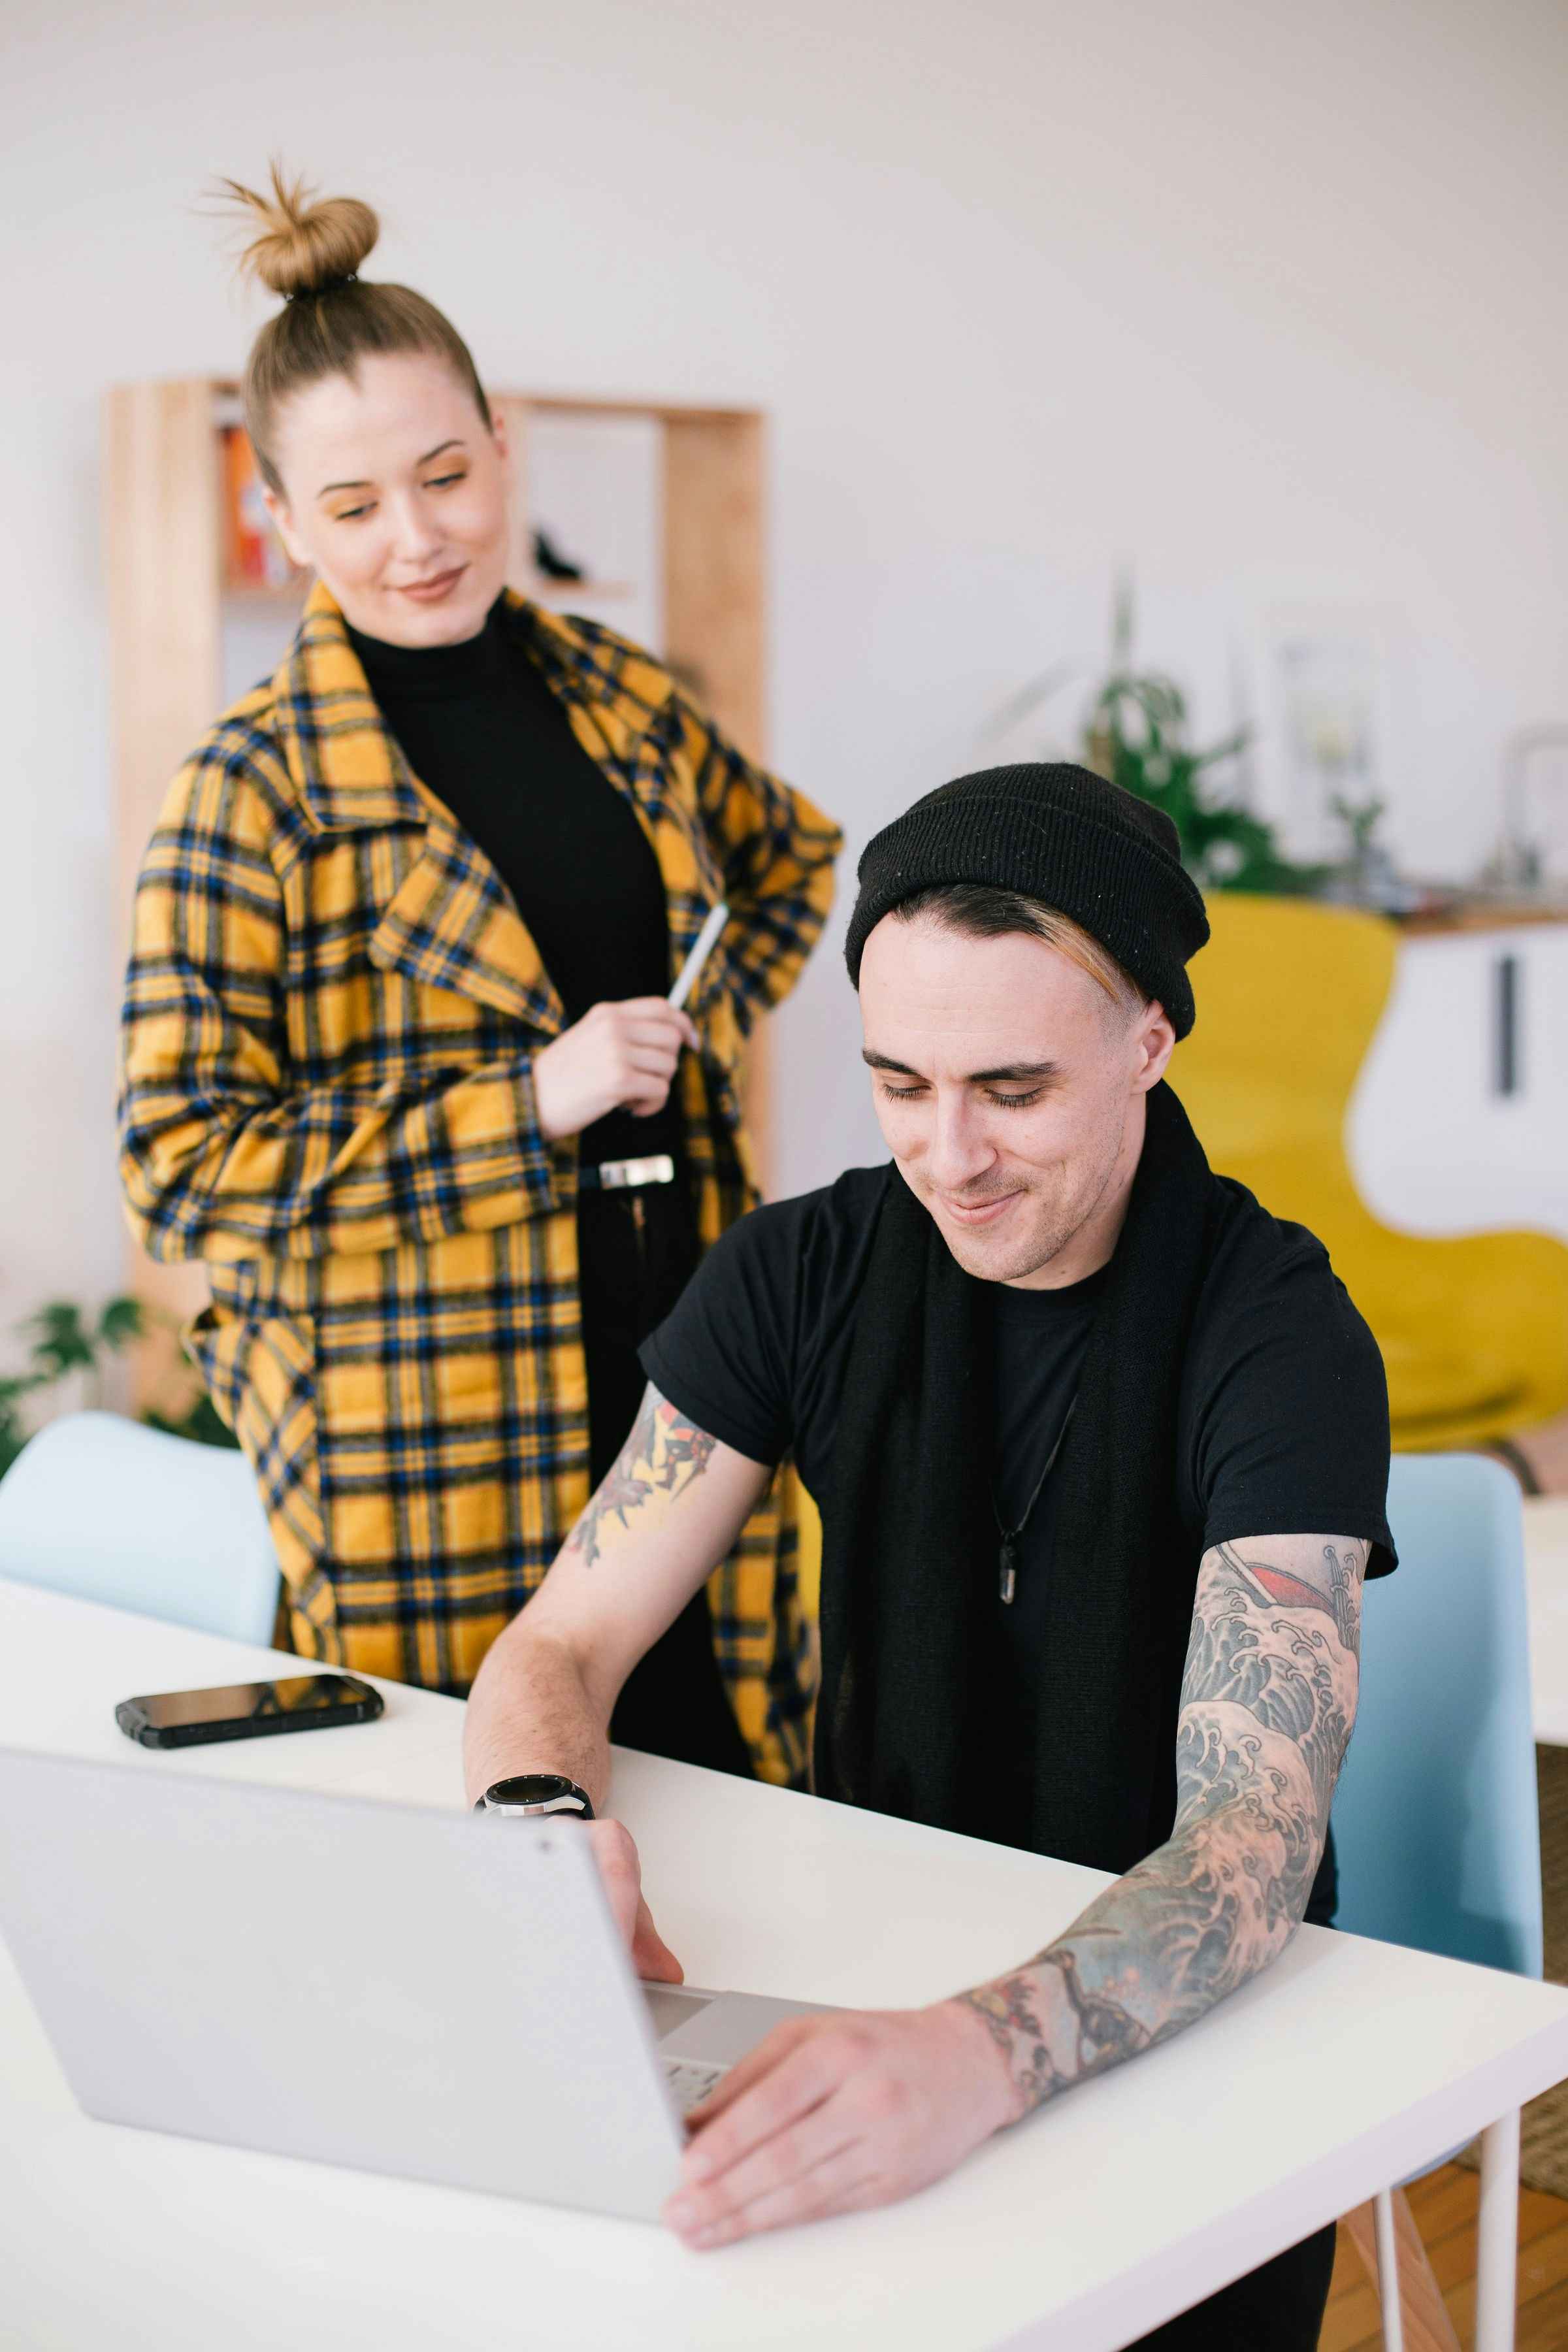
left=221, top=427, right=303, bottom=592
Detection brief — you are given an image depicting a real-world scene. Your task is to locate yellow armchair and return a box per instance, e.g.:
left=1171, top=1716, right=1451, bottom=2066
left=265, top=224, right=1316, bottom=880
left=1173, top=894, right=1568, bottom=1452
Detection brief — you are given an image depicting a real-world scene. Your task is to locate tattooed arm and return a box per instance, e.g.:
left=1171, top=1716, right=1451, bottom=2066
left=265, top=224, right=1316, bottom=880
left=664, top=1531, right=1365, bottom=2249
left=955, top=1533, right=1364, bottom=2112
left=463, top=1383, right=772, bottom=1983
left=462, top=1382, right=772, bottom=1810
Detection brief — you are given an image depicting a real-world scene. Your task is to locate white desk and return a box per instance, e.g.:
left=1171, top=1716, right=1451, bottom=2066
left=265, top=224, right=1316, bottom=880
left=5, top=1580, right=1568, bottom=2352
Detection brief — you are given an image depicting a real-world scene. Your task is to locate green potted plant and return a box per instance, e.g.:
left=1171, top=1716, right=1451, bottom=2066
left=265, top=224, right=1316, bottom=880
left=999, top=581, right=1328, bottom=896
left=0, top=1295, right=238, bottom=1478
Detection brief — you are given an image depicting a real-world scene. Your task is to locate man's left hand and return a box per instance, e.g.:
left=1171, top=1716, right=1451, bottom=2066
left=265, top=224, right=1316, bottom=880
left=662, top=2000, right=1017, bottom=2249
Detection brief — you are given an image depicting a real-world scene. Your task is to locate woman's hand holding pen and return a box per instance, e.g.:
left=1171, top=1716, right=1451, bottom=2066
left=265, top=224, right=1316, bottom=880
left=533, top=998, right=700, bottom=1141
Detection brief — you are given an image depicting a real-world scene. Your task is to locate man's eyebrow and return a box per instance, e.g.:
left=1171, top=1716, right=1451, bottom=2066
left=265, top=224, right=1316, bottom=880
left=860, top=1050, right=1060, bottom=1084
left=317, top=439, right=466, bottom=498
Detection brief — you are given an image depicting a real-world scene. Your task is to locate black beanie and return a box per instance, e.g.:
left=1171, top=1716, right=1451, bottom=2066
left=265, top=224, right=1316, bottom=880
left=843, top=762, right=1210, bottom=1037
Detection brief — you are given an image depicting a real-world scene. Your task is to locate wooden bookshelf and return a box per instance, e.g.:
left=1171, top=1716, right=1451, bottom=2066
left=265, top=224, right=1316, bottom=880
left=105, top=378, right=771, bottom=1409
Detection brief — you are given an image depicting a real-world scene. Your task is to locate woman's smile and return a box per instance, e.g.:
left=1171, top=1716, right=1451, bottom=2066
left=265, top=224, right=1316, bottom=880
left=397, top=564, right=468, bottom=604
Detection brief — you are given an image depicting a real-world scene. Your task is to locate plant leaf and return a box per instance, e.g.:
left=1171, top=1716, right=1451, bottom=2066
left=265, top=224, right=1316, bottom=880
left=97, top=1296, right=145, bottom=1350
left=984, top=664, right=1077, bottom=742
left=25, top=1303, right=95, bottom=1380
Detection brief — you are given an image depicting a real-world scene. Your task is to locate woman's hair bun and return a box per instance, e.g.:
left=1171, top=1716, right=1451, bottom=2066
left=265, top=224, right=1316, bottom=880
left=218, top=161, right=379, bottom=300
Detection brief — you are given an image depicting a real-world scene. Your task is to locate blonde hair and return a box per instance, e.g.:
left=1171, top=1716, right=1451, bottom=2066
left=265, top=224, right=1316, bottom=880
left=216, top=163, right=493, bottom=493
left=890, top=883, right=1146, bottom=1017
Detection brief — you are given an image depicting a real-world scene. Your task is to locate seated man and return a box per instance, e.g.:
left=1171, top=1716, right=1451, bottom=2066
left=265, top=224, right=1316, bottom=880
left=465, top=763, right=1393, bottom=2349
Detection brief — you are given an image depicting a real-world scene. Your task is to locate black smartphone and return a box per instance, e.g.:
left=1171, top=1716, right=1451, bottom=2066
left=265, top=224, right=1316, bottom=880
left=114, top=1673, right=384, bottom=1750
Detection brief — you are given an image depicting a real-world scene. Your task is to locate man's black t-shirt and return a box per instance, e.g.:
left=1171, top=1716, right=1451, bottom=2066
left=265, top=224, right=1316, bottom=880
left=642, top=1164, right=1394, bottom=1897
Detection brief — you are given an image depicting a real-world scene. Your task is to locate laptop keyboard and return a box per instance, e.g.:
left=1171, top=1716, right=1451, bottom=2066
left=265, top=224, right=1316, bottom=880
left=662, top=2056, right=726, bottom=2114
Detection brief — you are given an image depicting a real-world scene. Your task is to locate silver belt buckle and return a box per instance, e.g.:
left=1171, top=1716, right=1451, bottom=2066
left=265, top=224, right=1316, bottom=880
left=594, top=1154, right=676, bottom=1191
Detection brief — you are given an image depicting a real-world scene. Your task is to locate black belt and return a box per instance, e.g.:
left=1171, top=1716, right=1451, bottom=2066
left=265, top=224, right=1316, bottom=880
left=577, top=1154, right=678, bottom=1193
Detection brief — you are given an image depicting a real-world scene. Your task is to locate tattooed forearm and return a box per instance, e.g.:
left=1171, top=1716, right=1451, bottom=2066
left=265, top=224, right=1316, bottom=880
left=962, top=1938, right=1154, bottom=2106
left=565, top=1385, right=719, bottom=1567
left=957, top=1533, right=1367, bottom=2121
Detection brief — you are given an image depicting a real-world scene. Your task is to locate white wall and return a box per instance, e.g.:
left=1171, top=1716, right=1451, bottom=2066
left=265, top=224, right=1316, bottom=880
left=2, top=0, right=1565, bottom=1352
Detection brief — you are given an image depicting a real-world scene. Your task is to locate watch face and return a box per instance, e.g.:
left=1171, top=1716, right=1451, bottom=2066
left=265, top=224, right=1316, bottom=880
left=483, top=1773, right=588, bottom=1814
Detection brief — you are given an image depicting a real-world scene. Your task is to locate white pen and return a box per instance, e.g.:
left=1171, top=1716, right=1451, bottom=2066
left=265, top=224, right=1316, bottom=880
left=667, top=900, right=729, bottom=1013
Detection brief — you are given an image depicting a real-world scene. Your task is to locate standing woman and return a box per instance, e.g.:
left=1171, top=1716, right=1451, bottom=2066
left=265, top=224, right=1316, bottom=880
left=118, top=170, right=841, bottom=1786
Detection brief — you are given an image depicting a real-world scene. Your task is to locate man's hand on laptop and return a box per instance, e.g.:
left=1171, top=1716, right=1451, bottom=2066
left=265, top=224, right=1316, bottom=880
left=589, top=1820, right=684, bottom=1985
left=662, top=2002, right=1011, bottom=2247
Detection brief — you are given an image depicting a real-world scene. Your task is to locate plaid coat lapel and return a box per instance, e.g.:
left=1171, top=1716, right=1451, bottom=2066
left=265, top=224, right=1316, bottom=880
left=271, top=583, right=427, bottom=832
left=366, top=800, right=566, bottom=1036
left=518, top=601, right=728, bottom=950
left=274, top=585, right=566, bottom=1035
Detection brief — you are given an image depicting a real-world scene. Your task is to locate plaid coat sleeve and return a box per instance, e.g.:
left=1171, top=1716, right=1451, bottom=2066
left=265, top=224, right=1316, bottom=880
left=672, top=694, right=843, bottom=1031
left=118, top=740, right=563, bottom=1266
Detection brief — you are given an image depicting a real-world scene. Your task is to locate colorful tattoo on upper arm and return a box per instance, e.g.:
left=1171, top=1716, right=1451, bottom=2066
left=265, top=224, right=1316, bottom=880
left=566, top=1385, right=719, bottom=1567
left=1213, top=1536, right=1363, bottom=1652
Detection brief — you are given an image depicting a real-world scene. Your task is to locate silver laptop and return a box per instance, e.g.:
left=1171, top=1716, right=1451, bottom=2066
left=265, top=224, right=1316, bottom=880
left=0, top=1748, right=827, bottom=2221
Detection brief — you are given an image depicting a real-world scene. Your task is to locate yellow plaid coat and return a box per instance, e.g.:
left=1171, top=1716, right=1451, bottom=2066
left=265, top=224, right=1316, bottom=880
left=118, top=585, right=841, bottom=1784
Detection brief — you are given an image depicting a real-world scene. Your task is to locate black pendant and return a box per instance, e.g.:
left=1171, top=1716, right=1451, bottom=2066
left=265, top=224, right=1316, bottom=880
left=999, top=1536, right=1017, bottom=1605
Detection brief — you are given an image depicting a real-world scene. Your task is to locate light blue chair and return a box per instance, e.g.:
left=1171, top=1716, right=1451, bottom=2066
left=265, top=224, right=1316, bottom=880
left=1333, top=1451, right=1543, bottom=1977
left=1331, top=1450, right=1542, bottom=2349
left=0, top=1410, right=280, bottom=1647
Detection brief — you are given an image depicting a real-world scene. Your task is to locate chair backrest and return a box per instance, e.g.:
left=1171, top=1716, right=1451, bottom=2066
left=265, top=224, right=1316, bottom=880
left=1172, top=891, right=1397, bottom=1230
left=1332, top=1452, right=1543, bottom=1978
left=1173, top=892, right=1568, bottom=1451
left=0, top=1411, right=280, bottom=1648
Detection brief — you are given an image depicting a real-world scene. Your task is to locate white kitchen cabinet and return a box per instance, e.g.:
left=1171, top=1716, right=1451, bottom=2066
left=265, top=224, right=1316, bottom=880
left=1350, top=923, right=1568, bottom=1243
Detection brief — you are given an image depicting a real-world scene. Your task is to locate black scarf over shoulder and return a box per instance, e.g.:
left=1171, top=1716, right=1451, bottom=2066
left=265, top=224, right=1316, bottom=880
left=814, top=1082, right=1223, bottom=1874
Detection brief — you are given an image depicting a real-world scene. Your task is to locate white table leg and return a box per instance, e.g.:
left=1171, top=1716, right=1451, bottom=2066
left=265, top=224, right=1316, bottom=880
left=1373, top=2186, right=1405, bottom=2351
left=1475, top=2108, right=1522, bottom=2352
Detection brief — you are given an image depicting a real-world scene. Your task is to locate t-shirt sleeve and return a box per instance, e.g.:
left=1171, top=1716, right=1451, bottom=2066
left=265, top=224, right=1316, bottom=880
left=1190, top=1240, right=1397, bottom=1576
left=638, top=1200, right=803, bottom=1469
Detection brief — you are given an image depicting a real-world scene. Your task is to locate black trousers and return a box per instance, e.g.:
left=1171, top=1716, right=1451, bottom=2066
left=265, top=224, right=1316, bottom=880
left=1127, top=2220, right=1337, bottom=2347
left=576, top=1182, right=755, bottom=1781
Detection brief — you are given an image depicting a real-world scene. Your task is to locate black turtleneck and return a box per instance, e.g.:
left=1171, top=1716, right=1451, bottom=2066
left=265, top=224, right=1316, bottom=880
left=348, top=600, right=681, bottom=1169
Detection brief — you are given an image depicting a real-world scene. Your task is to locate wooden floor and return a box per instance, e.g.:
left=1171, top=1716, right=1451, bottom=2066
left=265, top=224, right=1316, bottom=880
left=1321, top=2163, right=1568, bottom=2349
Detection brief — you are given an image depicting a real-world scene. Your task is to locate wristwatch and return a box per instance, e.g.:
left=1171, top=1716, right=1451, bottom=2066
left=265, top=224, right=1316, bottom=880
left=474, top=1772, right=596, bottom=1820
